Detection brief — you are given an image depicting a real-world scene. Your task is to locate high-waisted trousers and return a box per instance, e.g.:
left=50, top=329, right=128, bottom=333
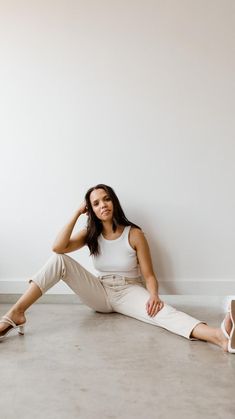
left=28, top=253, right=206, bottom=340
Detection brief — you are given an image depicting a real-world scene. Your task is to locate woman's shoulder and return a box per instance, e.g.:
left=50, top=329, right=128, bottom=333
left=129, top=225, right=142, bottom=232
left=129, top=226, right=144, bottom=238
left=129, top=226, right=145, bottom=250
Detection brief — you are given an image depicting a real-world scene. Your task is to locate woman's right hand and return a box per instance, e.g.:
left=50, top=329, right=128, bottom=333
left=78, top=201, right=88, bottom=216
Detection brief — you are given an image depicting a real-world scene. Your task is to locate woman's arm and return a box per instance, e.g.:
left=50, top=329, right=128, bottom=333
left=52, top=202, right=87, bottom=253
left=130, top=228, right=164, bottom=316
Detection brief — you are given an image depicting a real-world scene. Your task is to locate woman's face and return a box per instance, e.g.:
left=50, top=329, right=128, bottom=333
left=89, top=188, right=114, bottom=221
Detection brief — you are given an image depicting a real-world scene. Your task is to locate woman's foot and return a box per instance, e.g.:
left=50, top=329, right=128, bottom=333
left=215, top=328, right=229, bottom=352
left=0, top=309, right=26, bottom=336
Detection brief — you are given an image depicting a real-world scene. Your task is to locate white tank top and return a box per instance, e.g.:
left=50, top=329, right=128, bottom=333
left=92, top=225, right=141, bottom=278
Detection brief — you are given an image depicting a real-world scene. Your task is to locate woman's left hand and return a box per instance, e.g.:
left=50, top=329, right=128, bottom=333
left=146, top=295, right=164, bottom=317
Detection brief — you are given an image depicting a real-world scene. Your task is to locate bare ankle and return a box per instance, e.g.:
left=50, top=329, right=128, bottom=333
left=10, top=307, right=25, bottom=315
left=215, top=328, right=228, bottom=351
left=6, top=308, right=26, bottom=324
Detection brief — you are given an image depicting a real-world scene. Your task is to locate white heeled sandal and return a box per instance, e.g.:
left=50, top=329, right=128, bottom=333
left=0, top=316, right=25, bottom=341
left=221, top=319, right=230, bottom=339
left=221, top=300, right=235, bottom=353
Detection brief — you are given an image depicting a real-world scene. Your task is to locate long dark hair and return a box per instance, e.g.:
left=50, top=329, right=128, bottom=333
left=84, top=184, right=141, bottom=256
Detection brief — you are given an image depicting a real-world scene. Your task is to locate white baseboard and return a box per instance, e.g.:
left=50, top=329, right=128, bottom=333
left=159, top=279, right=235, bottom=295
left=1, top=278, right=234, bottom=295
left=0, top=278, right=235, bottom=311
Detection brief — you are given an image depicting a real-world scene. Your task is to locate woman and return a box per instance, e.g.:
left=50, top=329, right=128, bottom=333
left=0, top=183, right=234, bottom=353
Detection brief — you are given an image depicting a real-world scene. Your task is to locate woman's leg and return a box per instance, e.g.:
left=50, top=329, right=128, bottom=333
left=190, top=312, right=232, bottom=351
left=110, top=283, right=230, bottom=351
left=0, top=253, right=113, bottom=335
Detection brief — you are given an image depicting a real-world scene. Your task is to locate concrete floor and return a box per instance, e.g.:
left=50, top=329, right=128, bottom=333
left=0, top=299, right=235, bottom=419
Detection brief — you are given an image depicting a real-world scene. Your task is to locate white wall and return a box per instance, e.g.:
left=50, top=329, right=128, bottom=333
left=0, top=0, right=235, bottom=295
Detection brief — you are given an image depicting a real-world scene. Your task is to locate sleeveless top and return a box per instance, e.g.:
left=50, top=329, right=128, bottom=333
left=92, top=225, right=141, bottom=278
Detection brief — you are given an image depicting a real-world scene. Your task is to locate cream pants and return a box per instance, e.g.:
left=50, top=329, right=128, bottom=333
left=29, top=253, right=206, bottom=340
